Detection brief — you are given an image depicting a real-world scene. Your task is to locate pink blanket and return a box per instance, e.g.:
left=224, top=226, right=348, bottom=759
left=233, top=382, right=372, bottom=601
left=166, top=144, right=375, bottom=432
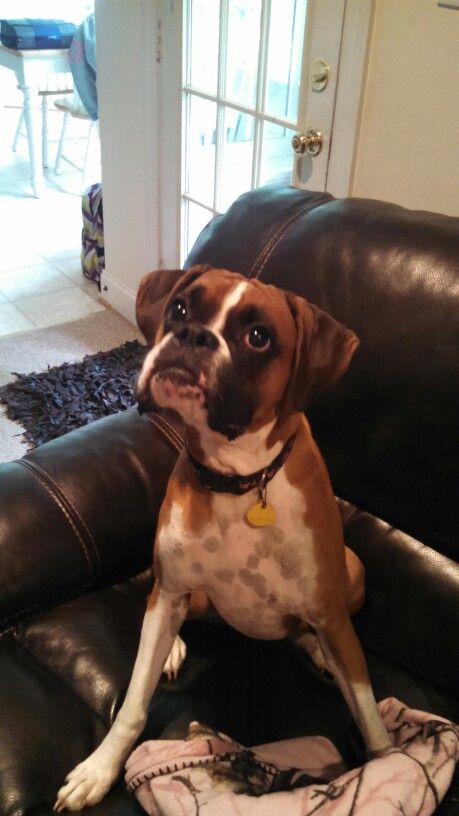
left=125, top=698, right=458, bottom=815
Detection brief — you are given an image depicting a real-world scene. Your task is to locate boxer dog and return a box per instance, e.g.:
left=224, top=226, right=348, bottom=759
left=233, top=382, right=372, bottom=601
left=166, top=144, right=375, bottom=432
left=55, top=265, right=390, bottom=811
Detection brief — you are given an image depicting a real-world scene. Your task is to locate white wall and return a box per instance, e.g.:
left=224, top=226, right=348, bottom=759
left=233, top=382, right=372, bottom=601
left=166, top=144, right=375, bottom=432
left=351, top=0, right=459, bottom=216
left=96, top=0, right=160, bottom=324
left=96, top=0, right=181, bottom=324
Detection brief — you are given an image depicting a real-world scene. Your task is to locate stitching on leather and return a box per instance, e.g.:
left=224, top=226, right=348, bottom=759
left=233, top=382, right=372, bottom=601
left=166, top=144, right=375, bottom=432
left=146, top=415, right=179, bottom=450
left=146, top=413, right=184, bottom=453
left=150, top=414, right=181, bottom=447
left=154, top=413, right=185, bottom=448
left=156, top=415, right=185, bottom=449
left=249, top=199, right=330, bottom=280
left=154, top=416, right=183, bottom=451
left=249, top=202, right=322, bottom=279
left=19, top=458, right=101, bottom=574
left=17, top=459, right=94, bottom=581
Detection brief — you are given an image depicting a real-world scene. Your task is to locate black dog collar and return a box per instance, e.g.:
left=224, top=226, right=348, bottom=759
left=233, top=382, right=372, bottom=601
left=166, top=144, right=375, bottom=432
left=186, top=434, right=295, bottom=496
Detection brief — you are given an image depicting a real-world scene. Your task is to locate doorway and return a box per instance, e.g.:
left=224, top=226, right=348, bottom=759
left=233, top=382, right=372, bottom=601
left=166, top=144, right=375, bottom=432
left=177, top=0, right=347, bottom=258
left=0, top=0, right=102, bottom=337
left=95, top=0, right=371, bottom=323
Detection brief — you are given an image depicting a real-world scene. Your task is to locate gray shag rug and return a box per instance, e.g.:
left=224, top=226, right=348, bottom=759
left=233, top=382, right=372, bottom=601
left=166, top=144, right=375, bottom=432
left=0, top=340, right=147, bottom=448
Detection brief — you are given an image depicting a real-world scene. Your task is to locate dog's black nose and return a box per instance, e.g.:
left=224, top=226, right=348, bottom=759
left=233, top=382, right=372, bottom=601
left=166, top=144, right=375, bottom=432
left=175, top=324, right=218, bottom=350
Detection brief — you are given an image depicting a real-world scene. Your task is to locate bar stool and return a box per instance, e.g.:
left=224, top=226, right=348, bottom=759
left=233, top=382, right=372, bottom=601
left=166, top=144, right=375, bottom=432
left=12, top=72, right=74, bottom=169
left=54, top=92, right=98, bottom=189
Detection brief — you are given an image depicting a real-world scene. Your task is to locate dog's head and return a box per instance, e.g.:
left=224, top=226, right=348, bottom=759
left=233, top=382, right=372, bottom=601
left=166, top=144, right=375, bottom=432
left=136, top=264, right=358, bottom=440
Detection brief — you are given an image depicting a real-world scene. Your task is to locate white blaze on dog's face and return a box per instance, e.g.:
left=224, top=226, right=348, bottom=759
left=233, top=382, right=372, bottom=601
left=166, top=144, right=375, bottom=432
left=136, top=265, right=359, bottom=441
left=136, top=267, right=296, bottom=438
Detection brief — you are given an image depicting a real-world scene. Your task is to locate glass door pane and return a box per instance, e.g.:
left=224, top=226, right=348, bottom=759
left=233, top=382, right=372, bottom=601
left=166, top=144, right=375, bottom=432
left=264, top=0, right=307, bottom=120
left=184, top=95, right=217, bottom=208
left=225, top=0, right=262, bottom=107
left=182, top=0, right=313, bottom=261
left=219, top=110, right=255, bottom=211
left=187, top=0, right=220, bottom=94
left=184, top=199, right=214, bottom=259
left=259, top=121, right=297, bottom=186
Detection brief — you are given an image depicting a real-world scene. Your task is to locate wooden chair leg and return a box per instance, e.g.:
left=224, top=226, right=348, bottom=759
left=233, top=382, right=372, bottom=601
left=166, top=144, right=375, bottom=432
left=81, top=120, right=95, bottom=191
left=42, top=95, right=49, bottom=168
left=12, top=110, right=24, bottom=152
left=55, top=111, right=71, bottom=174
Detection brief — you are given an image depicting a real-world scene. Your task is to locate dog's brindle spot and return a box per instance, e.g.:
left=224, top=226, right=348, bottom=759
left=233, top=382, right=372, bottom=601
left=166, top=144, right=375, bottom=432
left=203, top=537, right=220, bottom=552
left=252, top=528, right=284, bottom=560
left=239, top=568, right=267, bottom=598
left=246, top=554, right=259, bottom=569
left=267, top=527, right=284, bottom=544
left=214, top=568, right=235, bottom=583
left=191, top=561, right=204, bottom=574
left=274, top=545, right=302, bottom=579
left=267, top=593, right=277, bottom=605
left=254, top=540, right=270, bottom=559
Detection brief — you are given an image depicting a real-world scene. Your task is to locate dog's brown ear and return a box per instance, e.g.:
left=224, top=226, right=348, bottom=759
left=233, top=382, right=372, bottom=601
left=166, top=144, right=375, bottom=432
left=136, top=265, right=211, bottom=344
left=285, top=292, right=359, bottom=409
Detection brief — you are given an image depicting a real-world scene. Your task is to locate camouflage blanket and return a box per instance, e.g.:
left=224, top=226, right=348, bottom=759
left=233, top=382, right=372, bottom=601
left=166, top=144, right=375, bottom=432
left=125, top=698, right=458, bottom=815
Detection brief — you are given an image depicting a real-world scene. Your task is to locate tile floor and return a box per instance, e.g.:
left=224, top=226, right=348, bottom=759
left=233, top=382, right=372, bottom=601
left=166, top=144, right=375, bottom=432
left=0, top=105, right=146, bottom=463
left=0, top=104, right=104, bottom=338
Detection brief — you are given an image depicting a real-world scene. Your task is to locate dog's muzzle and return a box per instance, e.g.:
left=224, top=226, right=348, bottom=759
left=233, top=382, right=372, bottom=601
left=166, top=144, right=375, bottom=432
left=136, top=325, right=218, bottom=413
left=174, top=324, right=219, bottom=351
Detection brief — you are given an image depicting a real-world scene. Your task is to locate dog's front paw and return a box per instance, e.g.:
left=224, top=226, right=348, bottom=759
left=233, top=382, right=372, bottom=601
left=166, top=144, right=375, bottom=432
left=163, top=634, right=187, bottom=681
left=54, top=751, right=121, bottom=812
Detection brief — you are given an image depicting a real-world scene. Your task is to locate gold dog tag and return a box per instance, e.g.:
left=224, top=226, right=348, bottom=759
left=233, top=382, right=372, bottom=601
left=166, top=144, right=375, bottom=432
left=246, top=501, right=276, bottom=527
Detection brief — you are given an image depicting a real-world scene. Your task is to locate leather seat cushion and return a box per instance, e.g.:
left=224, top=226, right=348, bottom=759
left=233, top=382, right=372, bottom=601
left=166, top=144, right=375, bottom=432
left=3, top=567, right=458, bottom=815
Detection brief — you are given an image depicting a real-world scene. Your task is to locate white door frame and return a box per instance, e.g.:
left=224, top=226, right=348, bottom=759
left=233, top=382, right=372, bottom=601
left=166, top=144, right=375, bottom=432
left=327, top=0, right=374, bottom=197
left=96, top=0, right=373, bottom=324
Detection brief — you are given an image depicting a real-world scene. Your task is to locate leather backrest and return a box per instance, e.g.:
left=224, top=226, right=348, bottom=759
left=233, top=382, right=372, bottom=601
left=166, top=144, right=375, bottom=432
left=186, top=187, right=459, bottom=560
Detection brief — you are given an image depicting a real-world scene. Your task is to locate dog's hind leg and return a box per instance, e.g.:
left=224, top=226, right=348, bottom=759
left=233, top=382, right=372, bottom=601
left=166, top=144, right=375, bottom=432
left=54, top=581, right=189, bottom=812
left=163, top=588, right=212, bottom=680
left=290, top=625, right=328, bottom=674
left=163, top=634, right=187, bottom=680
left=315, top=614, right=391, bottom=756
left=291, top=545, right=365, bottom=675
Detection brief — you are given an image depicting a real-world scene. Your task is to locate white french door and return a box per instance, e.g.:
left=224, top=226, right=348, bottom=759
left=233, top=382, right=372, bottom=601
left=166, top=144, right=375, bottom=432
left=176, top=0, right=346, bottom=259
left=95, top=0, right=371, bottom=324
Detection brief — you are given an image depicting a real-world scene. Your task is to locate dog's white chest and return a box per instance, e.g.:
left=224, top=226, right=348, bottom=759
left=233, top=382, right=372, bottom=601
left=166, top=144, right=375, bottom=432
left=158, top=470, right=317, bottom=639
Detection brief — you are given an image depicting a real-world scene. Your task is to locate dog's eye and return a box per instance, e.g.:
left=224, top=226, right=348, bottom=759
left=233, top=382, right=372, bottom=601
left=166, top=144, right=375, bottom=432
left=244, top=326, right=271, bottom=351
left=168, top=298, right=187, bottom=322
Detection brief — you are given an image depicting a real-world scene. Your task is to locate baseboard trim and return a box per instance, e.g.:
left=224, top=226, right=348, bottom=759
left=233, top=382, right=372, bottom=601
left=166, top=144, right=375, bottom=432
left=99, top=270, right=137, bottom=326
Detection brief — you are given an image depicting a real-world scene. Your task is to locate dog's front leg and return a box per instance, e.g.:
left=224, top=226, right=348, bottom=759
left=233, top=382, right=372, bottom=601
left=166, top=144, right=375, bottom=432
left=54, top=582, right=189, bottom=812
left=315, top=614, right=391, bottom=756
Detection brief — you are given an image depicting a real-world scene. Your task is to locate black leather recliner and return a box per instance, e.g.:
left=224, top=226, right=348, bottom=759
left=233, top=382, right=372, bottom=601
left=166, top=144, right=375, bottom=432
left=0, top=187, right=457, bottom=815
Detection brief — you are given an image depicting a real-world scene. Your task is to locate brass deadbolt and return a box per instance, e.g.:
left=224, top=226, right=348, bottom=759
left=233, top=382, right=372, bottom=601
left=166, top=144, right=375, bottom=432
left=311, top=60, right=330, bottom=92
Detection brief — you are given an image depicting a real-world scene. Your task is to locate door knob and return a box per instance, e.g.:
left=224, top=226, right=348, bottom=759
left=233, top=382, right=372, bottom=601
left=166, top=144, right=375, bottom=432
left=292, top=129, right=323, bottom=157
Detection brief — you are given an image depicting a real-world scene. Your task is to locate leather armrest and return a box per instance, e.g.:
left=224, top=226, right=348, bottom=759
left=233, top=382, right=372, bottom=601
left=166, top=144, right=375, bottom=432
left=340, top=500, right=459, bottom=698
left=0, top=407, right=183, bottom=632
